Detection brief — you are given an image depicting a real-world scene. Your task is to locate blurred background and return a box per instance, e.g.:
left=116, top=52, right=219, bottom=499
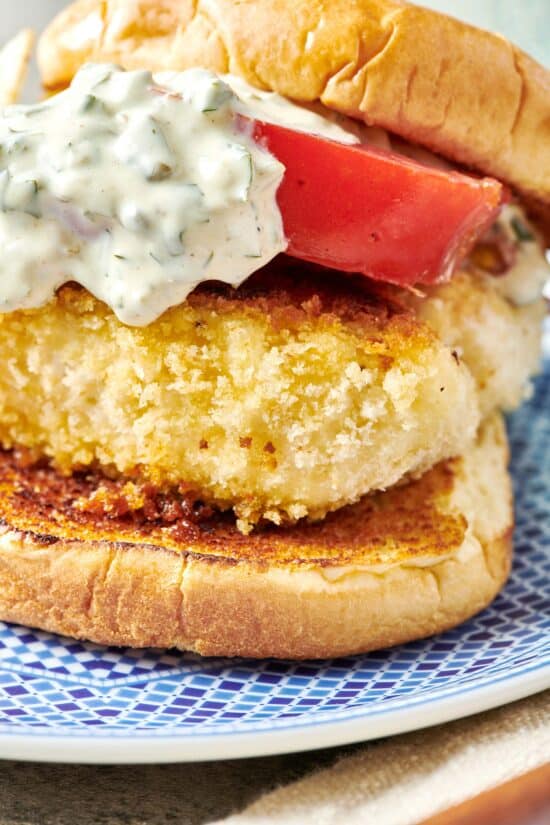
left=1, top=0, right=548, bottom=102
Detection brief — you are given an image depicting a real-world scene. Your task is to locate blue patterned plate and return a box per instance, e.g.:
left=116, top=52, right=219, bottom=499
left=0, top=346, right=548, bottom=763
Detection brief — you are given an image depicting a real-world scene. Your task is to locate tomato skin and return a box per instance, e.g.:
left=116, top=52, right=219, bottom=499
left=250, top=120, right=503, bottom=287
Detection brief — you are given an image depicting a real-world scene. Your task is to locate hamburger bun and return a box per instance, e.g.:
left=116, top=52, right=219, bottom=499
left=0, top=414, right=512, bottom=658
left=37, top=0, right=550, bottom=241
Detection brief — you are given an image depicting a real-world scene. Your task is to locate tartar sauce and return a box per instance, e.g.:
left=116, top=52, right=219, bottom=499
left=490, top=205, right=550, bottom=306
left=158, top=71, right=363, bottom=146
left=0, top=64, right=288, bottom=325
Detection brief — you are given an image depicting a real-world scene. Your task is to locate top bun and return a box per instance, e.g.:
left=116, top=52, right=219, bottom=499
left=38, top=0, right=550, bottom=240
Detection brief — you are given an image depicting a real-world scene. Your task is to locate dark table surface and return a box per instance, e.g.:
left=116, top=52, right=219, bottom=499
left=0, top=744, right=360, bottom=824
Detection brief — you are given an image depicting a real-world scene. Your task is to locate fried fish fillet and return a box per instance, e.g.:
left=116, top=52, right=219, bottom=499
left=402, top=267, right=546, bottom=417
left=0, top=268, right=482, bottom=529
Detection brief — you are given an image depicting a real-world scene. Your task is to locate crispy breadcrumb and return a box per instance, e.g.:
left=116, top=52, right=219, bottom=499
left=0, top=270, right=479, bottom=529
left=403, top=268, right=545, bottom=416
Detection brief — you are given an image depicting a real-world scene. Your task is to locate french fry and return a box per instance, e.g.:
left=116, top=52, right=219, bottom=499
left=0, top=29, right=35, bottom=106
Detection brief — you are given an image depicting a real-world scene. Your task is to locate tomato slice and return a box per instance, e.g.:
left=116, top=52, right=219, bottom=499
left=250, top=120, right=503, bottom=287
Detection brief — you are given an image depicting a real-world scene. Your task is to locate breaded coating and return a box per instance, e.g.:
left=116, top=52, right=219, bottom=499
left=403, top=268, right=546, bottom=417
left=0, top=270, right=479, bottom=530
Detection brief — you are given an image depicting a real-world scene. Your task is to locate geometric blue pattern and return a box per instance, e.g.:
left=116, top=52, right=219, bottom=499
left=0, top=336, right=548, bottom=745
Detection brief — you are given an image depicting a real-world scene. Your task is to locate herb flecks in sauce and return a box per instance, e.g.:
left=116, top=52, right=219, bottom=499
left=0, top=65, right=286, bottom=325
left=476, top=205, right=549, bottom=306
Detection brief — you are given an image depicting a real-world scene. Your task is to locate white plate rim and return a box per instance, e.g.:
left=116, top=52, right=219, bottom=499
left=0, top=662, right=547, bottom=763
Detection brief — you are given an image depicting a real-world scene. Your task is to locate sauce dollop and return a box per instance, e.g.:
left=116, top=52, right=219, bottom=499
left=0, top=64, right=286, bottom=325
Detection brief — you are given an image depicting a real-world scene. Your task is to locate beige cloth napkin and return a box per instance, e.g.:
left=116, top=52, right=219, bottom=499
left=212, top=690, right=550, bottom=825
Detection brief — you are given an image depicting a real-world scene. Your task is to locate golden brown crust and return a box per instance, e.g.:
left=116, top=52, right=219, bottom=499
left=0, top=415, right=512, bottom=658
left=0, top=270, right=482, bottom=530
left=38, top=0, right=550, bottom=239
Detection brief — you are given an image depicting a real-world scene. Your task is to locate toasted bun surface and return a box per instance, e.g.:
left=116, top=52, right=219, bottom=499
left=38, top=0, right=550, bottom=240
left=0, top=414, right=512, bottom=658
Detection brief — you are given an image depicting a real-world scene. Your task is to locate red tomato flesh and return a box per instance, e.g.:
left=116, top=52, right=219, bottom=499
left=250, top=120, right=503, bottom=287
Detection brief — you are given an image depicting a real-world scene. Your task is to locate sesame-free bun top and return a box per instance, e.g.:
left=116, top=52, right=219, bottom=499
left=38, top=0, right=550, bottom=241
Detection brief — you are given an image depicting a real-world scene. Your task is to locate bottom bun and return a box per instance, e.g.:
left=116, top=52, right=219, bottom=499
left=0, top=415, right=512, bottom=659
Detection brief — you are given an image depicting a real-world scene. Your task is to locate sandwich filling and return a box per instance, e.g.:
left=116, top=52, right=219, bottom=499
left=0, top=63, right=504, bottom=324
left=0, top=64, right=546, bottom=532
